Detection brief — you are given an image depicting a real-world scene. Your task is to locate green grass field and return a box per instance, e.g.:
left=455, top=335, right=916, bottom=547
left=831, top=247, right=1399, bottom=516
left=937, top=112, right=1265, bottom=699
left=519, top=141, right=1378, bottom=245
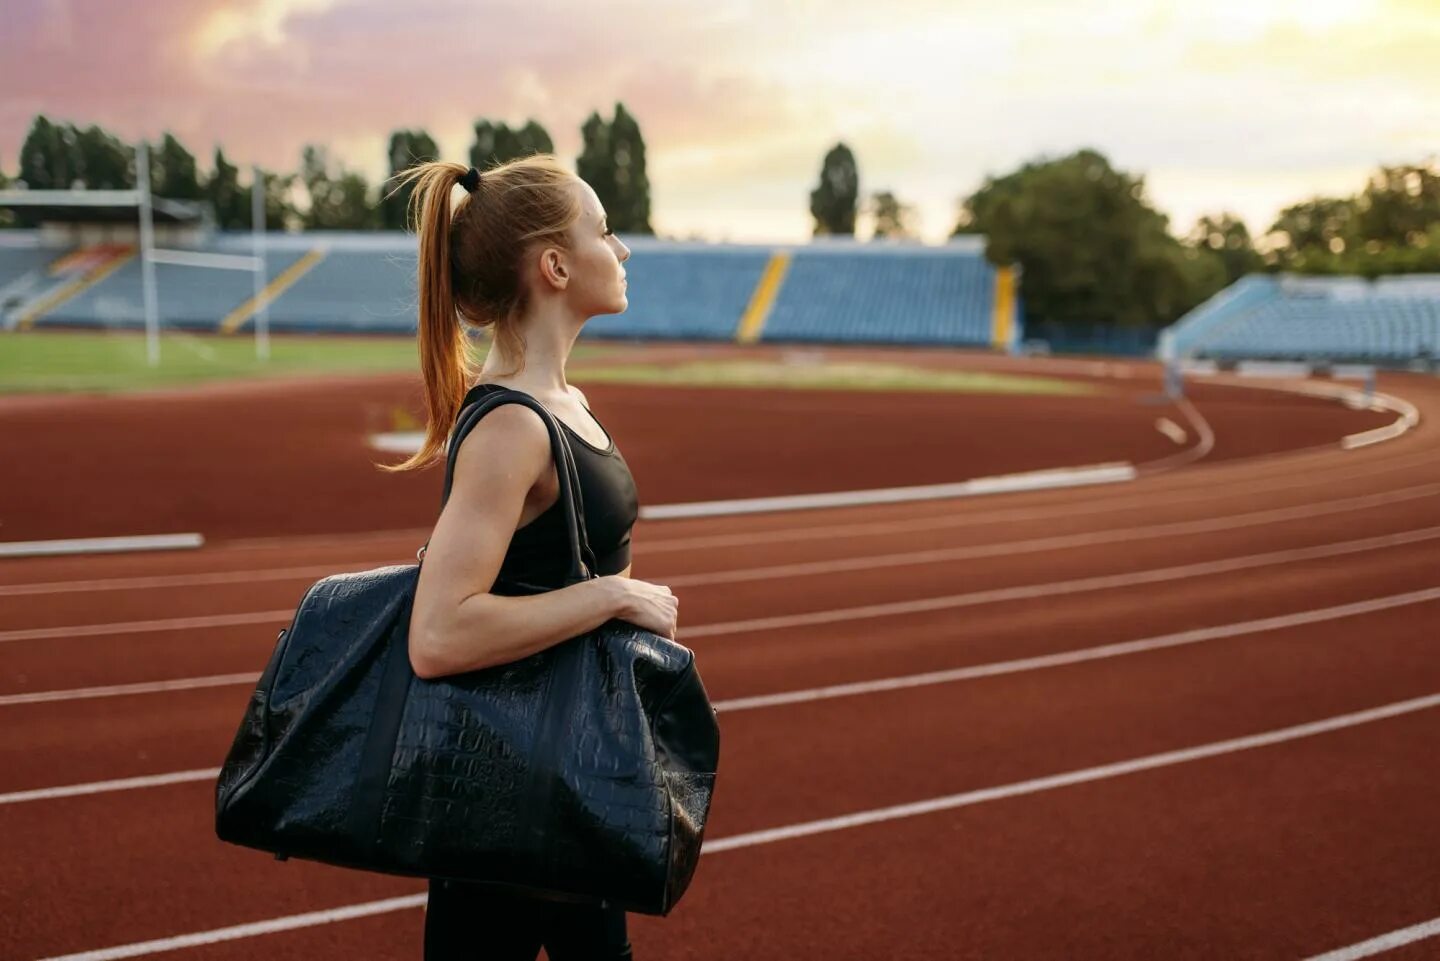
left=0, top=330, right=1096, bottom=397
left=572, top=360, right=1099, bottom=396
left=0, top=330, right=612, bottom=394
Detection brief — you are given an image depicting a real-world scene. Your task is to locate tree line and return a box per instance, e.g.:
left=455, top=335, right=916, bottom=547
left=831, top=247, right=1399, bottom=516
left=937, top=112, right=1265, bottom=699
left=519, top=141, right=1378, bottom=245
left=810, top=143, right=1440, bottom=330
left=2, top=112, right=1435, bottom=331
left=0, top=106, right=652, bottom=236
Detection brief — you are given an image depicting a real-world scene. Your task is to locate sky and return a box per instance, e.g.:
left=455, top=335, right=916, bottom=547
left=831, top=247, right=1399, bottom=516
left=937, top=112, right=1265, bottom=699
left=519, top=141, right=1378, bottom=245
left=2, top=0, right=1436, bottom=244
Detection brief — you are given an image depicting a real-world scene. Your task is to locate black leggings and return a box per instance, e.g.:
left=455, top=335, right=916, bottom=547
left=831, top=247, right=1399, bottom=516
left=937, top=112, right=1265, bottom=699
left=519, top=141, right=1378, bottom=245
left=423, top=879, right=634, bottom=960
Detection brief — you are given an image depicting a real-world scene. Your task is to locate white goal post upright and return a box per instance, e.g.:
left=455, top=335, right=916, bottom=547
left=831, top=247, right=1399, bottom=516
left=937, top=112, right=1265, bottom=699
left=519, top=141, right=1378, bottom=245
left=136, top=141, right=270, bottom=366
left=136, top=140, right=161, bottom=366
left=251, top=164, right=270, bottom=361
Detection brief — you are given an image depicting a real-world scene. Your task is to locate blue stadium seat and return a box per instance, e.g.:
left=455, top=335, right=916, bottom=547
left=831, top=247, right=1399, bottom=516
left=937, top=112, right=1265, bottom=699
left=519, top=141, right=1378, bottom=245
left=1163, top=273, right=1440, bottom=363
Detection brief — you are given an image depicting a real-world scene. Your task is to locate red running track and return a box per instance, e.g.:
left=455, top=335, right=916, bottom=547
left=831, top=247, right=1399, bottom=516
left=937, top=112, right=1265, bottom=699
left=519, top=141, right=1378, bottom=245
left=0, top=355, right=1437, bottom=959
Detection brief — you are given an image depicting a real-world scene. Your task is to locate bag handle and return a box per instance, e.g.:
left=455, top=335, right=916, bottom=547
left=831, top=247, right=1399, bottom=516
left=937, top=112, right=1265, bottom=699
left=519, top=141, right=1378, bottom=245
left=417, top=388, right=599, bottom=586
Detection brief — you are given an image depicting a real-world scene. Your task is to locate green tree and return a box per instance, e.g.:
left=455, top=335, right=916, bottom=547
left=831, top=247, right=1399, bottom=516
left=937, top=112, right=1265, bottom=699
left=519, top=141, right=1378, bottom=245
left=810, top=142, right=859, bottom=236
left=18, top=115, right=79, bottom=190
left=577, top=110, right=617, bottom=224
left=608, top=105, right=652, bottom=234
left=380, top=129, right=439, bottom=230
left=1266, top=195, right=1360, bottom=267
left=206, top=147, right=249, bottom=229
left=145, top=132, right=204, bottom=199
left=1355, top=159, right=1440, bottom=248
left=300, top=144, right=376, bottom=230
left=73, top=124, right=131, bottom=189
left=470, top=119, right=554, bottom=171
left=869, top=189, right=917, bottom=239
left=1186, top=211, right=1262, bottom=286
left=239, top=166, right=300, bottom=231
left=0, top=167, right=13, bottom=229
left=1261, top=158, right=1440, bottom=275
left=954, top=147, right=1224, bottom=328
left=575, top=103, right=652, bottom=234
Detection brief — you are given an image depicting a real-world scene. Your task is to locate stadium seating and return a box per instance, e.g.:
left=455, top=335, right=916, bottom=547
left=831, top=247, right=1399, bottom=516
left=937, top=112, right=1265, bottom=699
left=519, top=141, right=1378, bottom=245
left=763, top=242, right=994, bottom=346
left=0, top=238, right=75, bottom=321
left=1162, top=273, right=1440, bottom=363
left=0, top=230, right=1012, bottom=348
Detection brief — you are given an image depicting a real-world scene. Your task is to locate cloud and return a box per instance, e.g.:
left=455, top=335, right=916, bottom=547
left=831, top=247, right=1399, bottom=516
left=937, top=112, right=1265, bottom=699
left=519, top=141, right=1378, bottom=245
left=0, top=0, right=1435, bottom=243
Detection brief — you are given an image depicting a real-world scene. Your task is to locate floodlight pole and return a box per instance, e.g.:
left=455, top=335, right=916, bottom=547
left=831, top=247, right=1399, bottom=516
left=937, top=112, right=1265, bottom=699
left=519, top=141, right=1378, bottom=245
left=136, top=140, right=160, bottom=366
left=251, top=164, right=270, bottom=361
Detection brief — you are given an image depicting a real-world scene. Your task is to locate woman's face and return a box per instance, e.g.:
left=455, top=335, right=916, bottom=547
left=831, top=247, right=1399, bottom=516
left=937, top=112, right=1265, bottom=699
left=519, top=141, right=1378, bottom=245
left=559, top=179, right=630, bottom=318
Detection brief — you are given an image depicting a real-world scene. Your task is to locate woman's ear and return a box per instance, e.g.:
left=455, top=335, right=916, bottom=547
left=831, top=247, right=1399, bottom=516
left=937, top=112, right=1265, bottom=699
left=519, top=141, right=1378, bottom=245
left=539, top=247, right=568, bottom=289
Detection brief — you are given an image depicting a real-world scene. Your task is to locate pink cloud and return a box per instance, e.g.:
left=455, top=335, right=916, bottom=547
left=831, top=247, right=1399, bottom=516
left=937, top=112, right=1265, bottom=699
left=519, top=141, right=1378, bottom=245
left=0, top=0, right=806, bottom=183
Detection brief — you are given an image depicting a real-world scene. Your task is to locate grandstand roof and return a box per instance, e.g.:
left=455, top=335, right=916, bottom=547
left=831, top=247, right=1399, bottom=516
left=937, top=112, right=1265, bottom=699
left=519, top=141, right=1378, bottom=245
left=0, top=189, right=209, bottom=224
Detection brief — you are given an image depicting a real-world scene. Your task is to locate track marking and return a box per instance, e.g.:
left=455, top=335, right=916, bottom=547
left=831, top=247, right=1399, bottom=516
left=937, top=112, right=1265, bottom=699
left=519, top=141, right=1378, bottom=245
left=1181, top=371, right=1420, bottom=452
left=1135, top=395, right=1214, bottom=473
left=10, top=585, right=1435, bottom=712
left=3, top=524, right=1438, bottom=645
left=31, top=894, right=429, bottom=961
left=1, top=768, right=220, bottom=805
left=29, top=690, right=1440, bottom=960
left=7, top=586, right=1438, bottom=800
left=678, top=526, right=1440, bottom=637
left=702, top=690, right=1440, bottom=851
left=0, top=609, right=294, bottom=644
left=0, top=558, right=413, bottom=597
left=1303, top=915, right=1440, bottom=960
left=662, top=484, right=1440, bottom=587
left=18, top=436, right=1424, bottom=592
left=0, top=533, right=204, bottom=559
left=1154, top=417, right=1188, bottom=445
left=0, top=673, right=260, bottom=707
left=711, top=586, right=1440, bottom=712
left=8, top=482, right=1435, bottom=599
left=641, top=462, right=1137, bottom=519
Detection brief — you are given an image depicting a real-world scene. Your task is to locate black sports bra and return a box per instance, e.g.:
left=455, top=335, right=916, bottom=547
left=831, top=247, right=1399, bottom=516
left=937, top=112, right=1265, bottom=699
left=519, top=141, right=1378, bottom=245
left=461, top=382, right=638, bottom=584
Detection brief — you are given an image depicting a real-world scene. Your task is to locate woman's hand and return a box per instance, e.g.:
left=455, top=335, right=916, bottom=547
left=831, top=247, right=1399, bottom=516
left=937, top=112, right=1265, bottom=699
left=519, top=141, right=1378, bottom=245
left=606, top=575, right=679, bottom=640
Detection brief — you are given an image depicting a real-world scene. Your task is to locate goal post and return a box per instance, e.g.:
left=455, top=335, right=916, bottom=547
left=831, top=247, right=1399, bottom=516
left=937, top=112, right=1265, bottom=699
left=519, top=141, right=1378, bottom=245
left=0, top=140, right=270, bottom=365
left=135, top=140, right=272, bottom=364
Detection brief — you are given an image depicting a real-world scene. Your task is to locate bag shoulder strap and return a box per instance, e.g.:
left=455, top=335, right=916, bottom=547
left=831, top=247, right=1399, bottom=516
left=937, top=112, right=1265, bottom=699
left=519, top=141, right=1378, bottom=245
left=416, top=387, right=598, bottom=584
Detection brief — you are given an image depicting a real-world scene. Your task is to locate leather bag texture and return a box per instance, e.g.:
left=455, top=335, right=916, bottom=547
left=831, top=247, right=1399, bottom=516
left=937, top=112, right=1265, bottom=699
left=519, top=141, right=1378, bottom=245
left=214, top=388, right=720, bottom=916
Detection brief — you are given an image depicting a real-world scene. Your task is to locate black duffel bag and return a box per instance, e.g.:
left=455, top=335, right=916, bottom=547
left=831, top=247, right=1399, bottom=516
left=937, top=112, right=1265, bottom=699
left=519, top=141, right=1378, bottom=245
left=214, top=387, right=720, bottom=915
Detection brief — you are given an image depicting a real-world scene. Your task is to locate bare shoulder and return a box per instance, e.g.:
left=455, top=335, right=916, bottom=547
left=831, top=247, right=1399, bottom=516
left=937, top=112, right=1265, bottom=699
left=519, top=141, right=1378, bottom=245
left=451, top=402, right=552, bottom=490
left=568, top=383, right=591, bottom=407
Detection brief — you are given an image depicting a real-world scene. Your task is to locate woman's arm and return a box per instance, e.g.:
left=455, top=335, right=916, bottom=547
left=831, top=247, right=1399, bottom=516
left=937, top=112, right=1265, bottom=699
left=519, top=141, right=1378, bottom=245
left=408, top=404, right=627, bottom=679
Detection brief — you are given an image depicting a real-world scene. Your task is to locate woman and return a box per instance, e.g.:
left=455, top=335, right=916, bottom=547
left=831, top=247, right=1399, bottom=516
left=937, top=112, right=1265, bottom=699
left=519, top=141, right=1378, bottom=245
left=380, top=154, right=679, bottom=960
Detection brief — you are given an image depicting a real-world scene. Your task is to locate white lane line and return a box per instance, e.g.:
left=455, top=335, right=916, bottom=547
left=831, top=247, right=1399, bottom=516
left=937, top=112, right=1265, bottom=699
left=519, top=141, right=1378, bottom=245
left=679, top=526, right=1440, bottom=638
left=8, top=585, right=1439, bottom=804
left=1303, top=916, right=1440, bottom=960
left=1, top=768, right=220, bottom=805
left=1154, top=417, right=1188, bottom=445
left=0, top=533, right=204, bottom=559
left=30, top=691, right=1440, bottom=961
left=4, top=488, right=1436, bottom=642
left=0, top=558, right=409, bottom=598
left=31, top=894, right=429, bottom=961
left=0, top=673, right=260, bottom=707
left=9, top=446, right=1437, bottom=597
left=1135, top=395, right=1215, bottom=473
left=0, top=610, right=293, bottom=645
left=703, top=689, right=1440, bottom=852
left=641, top=462, right=1138, bottom=519
left=663, top=483, right=1440, bottom=587
left=1183, top=372, right=1420, bottom=453
left=1343, top=391, right=1421, bottom=450
left=712, top=586, right=1440, bottom=712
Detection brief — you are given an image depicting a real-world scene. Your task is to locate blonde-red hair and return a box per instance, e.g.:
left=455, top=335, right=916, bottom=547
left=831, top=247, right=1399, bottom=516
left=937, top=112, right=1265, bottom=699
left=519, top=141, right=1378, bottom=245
left=377, top=153, right=582, bottom=473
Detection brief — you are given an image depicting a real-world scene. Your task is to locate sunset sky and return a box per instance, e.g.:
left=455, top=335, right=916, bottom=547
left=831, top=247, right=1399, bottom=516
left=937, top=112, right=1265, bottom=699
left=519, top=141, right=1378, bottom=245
left=2, top=0, right=1435, bottom=244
